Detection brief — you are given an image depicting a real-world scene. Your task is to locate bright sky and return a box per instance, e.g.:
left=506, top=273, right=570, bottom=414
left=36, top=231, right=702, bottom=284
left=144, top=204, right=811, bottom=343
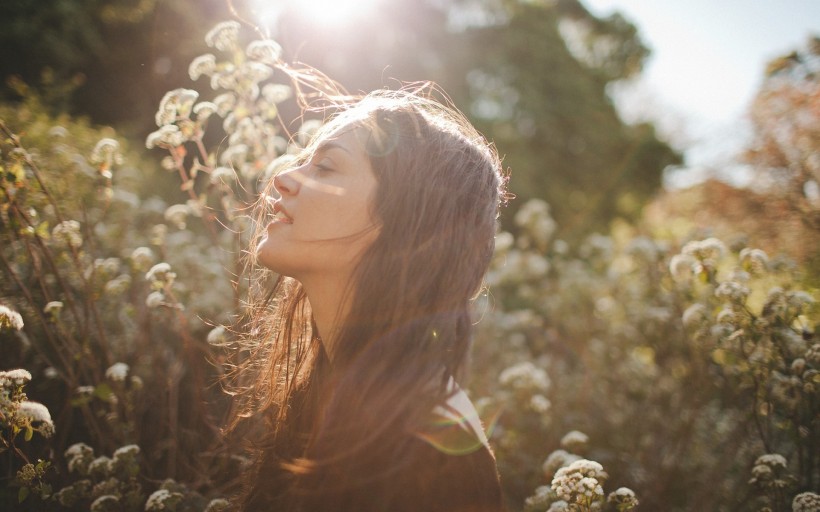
left=581, top=0, right=819, bottom=186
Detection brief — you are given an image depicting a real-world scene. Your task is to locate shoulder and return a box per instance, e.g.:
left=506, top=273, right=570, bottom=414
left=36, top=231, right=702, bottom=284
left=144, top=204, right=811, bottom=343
left=418, top=379, right=491, bottom=455
left=394, top=381, right=504, bottom=511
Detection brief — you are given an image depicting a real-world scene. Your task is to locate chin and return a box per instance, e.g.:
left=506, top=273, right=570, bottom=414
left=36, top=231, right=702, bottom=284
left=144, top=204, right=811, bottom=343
left=255, top=237, right=279, bottom=270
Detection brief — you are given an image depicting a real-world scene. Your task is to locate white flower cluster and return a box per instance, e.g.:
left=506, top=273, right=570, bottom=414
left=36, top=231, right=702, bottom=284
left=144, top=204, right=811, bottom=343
left=551, top=459, right=608, bottom=505
left=514, top=198, right=556, bottom=250
left=0, top=304, right=24, bottom=331
left=246, top=39, right=283, bottom=63
left=792, top=492, right=820, bottom=512
left=668, top=253, right=697, bottom=283
left=131, top=246, right=155, bottom=271
left=189, top=53, right=217, bottom=81
left=205, top=21, right=240, bottom=52
left=669, top=237, right=727, bottom=282
left=164, top=204, right=190, bottom=230
left=65, top=442, right=94, bottom=474
left=145, top=262, right=176, bottom=286
left=607, top=487, right=639, bottom=510
left=749, top=453, right=794, bottom=490
left=523, top=485, right=553, bottom=511
left=105, top=362, right=130, bottom=382
left=204, top=498, right=230, bottom=512
left=806, top=344, right=820, bottom=367
left=560, top=430, right=589, bottom=453
left=542, top=449, right=581, bottom=480
left=52, top=219, right=83, bottom=249
left=90, top=137, right=122, bottom=167
left=681, top=303, right=707, bottom=329
left=499, top=361, right=551, bottom=392
left=681, top=237, right=727, bottom=261
left=714, top=280, right=751, bottom=303
left=739, top=247, right=769, bottom=276
left=0, top=368, right=32, bottom=386
left=145, top=488, right=184, bottom=511
left=90, top=494, right=120, bottom=512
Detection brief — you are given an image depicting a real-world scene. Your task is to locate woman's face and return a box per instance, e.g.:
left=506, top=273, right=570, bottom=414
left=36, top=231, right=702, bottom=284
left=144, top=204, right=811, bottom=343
left=256, top=126, right=380, bottom=280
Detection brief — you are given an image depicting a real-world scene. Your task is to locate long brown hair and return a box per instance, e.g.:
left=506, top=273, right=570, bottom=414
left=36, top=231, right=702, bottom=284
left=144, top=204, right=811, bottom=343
left=229, top=86, right=507, bottom=510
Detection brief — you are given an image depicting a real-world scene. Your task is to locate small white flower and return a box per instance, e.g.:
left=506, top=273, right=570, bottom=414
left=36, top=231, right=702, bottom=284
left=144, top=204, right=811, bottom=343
left=739, top=247, right=769, bottom=275
left=681, top=303, right=707, bottom=329
left=52, top=220, right=83, bottom=249
left=90, top=495, right=119, bottom=512
left=131, top=246, right=155, bottom=271
left=542, top=449, right=581, bottom=480
left=146, top=125, right=185, bottom=149
left=499, top=361, right=550, bottom=392
left=241, top=61, right=273, bottom=83
left=193, top=101, right=218, bottom=121
left=146, top=291, right=165, bottom=309
left=146, top=262, right=173, bottom=282
left=207, top=325, right=227, bottom=345
left=90, top=138, right=120, bottom=165
left=213, top=93, right=236, bottom=117
left=164, top=204, right=190, bottom=229
left=560, top=430, right=589, bottom=451
left=755, top=453, right=787, bottom=470
left=105, top=362, right=129, bottom=382
left=145, top=488, right=183, bottom=511
left=113, top=444, right=140, bottom=459
left=210, top=166, right=236, bottom=185
left=261, top=83, right=292, bottom=104
left=529, top=394, right=551, bottom=413
left=205, top=21, right=241, bottom=52
left=607, top=487, right=639, bottom=509
left=18, top=401, right=55, bottom=437
left=44, top=301, right=64, bottom=315
left=682, top=237, right=726, bottom=260
left=155, top=88, right=200, bottom=127
left=669, top=253, right=696, bottom=282
left=246, top=39, right=283, bottom=63
left=189, top=53, right=217, bottom=80
left=715, top=280, right=751, bottom=302
left=204, top=498, right=230, bottom=512
left=0, top=368, right=32, bottom=386
left=0, top=305, right=24, bottom=331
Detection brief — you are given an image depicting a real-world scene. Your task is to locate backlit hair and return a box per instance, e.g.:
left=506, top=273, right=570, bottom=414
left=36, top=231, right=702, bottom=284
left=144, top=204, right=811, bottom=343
left=230, top=85, right=507, bottom=510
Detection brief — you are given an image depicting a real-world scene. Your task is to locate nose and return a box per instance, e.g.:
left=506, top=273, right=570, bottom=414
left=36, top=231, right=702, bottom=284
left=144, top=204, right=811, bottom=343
left=273, top=164, right=305, bottom=196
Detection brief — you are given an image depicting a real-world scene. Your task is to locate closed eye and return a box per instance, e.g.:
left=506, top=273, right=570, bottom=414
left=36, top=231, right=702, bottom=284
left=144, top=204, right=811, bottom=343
left=312, top=160, right=335, bottom=174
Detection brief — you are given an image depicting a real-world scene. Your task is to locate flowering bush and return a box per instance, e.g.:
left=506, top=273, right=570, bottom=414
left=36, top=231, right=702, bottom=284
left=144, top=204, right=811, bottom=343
left=472, top=197, right=818, bottom=510
left=2, top=19, right=818, bottom=512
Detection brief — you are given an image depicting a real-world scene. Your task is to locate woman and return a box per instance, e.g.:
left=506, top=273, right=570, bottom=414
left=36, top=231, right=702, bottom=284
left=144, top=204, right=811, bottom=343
left=230, top=87, right=507, bottom=511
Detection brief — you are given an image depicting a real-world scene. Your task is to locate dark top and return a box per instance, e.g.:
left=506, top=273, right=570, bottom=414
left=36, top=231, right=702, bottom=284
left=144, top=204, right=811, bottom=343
left=241, top=385, right=506, bottom=512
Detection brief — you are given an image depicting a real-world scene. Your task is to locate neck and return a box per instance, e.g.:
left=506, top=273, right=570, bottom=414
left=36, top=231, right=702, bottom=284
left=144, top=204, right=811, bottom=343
left=300, top=273, right=353, bottom=361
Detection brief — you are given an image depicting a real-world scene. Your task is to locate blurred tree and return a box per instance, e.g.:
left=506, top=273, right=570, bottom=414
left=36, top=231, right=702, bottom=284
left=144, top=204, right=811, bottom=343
left=269, top=0, right=680, bottom=238
left=1, top=0, right=679, bottom=237
left=0, top=0, right=221, bottom=132
left=744, top=36, right=820, bottom=233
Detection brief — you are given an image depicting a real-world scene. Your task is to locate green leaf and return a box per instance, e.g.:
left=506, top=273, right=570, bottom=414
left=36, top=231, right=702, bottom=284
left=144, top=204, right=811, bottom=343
left=24, top=426, right=33, bottom=441
left=94, top=383, right=113, bottom=401
left=18, top=486, right=29, bottom=503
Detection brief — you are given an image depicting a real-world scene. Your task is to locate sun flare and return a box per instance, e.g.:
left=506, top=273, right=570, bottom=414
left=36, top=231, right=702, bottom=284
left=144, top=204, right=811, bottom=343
left=292, top=0, right=380, bottom=27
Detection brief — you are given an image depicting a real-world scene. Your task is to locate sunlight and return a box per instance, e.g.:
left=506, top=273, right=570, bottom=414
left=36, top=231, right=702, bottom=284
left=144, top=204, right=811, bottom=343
left=303, top=0, right=379, bottom=26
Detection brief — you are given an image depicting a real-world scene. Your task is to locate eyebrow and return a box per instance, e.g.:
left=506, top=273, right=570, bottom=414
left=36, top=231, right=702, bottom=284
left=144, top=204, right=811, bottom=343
left=314, top=140, right=353, bottom=157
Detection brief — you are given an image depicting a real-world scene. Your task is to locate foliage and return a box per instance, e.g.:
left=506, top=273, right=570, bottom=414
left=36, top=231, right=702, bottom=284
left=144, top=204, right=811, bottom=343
left=0, top=87, right=233, bottom=508
left=1, top=0, right=679, bottom=238
left=470, top=198, right=819, bottom=511
left=744, top=36, right=820, bottom=234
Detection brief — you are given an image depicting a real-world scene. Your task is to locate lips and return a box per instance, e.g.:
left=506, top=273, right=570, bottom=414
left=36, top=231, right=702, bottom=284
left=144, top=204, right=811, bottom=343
left=270, top=198, right=293, bottom=224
